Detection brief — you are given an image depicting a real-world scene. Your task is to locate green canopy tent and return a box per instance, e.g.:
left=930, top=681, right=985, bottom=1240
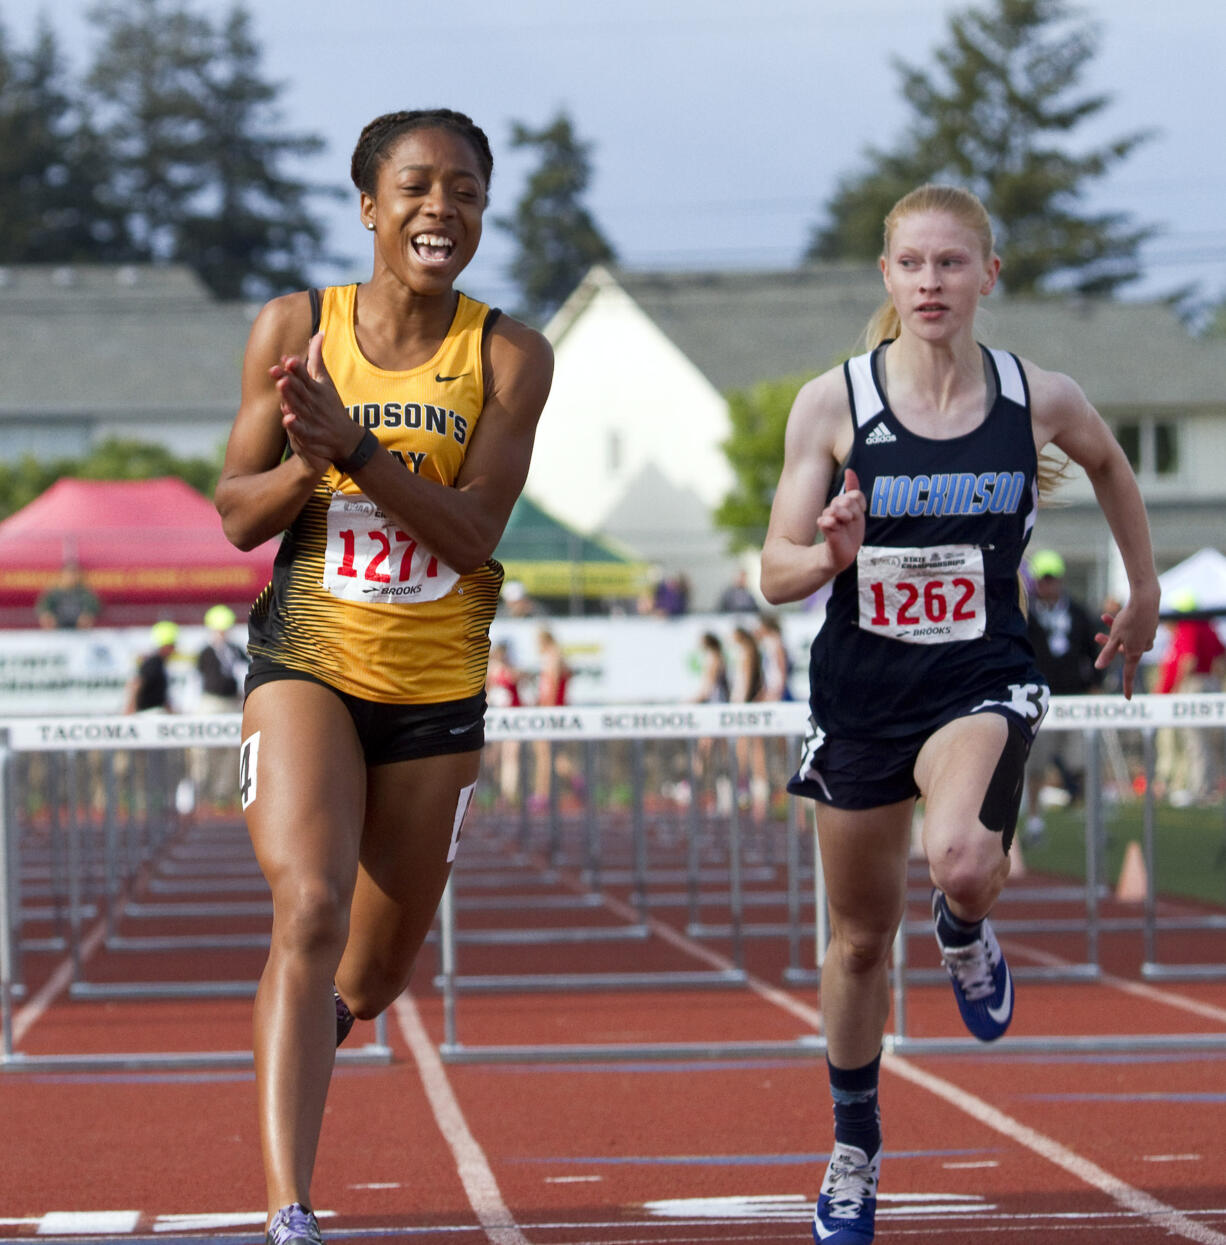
left=495, top=496, right=650, bottom=604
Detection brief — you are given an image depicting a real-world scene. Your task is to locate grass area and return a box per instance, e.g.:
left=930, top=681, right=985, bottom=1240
left=1021, top=800, right=1226, bottom=908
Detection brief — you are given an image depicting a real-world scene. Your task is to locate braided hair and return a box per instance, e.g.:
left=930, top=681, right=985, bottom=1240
left=350, top=109, right=494, bottom=196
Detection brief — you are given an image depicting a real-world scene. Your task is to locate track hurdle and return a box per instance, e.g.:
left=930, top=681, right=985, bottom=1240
left=0, top=716, right=390, bottom=1071
left=438, top=696, right=1226, bottom=1063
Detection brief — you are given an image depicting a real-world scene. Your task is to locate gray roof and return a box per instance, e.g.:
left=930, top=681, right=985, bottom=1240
left=0, top=263, right=252, bottom=417
left=5, top=262, right=1222, bottom=422
left=557, top=265, right=1225, bottom=407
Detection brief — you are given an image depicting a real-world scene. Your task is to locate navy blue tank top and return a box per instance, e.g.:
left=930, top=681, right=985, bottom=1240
left=807, top=343, right=1045, bottom=739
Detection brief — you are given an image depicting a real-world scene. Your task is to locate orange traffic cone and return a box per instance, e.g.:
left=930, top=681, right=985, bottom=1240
left=1115, top=840, right=1148, bottom=902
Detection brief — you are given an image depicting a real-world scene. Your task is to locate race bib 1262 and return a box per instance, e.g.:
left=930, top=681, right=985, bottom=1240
left=856, top=543, right=986, bottom=644
left=323, top=492, right=460, bottom=605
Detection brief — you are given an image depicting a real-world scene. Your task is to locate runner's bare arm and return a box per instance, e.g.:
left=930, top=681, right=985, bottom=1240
left=1029, top=362, right=1160, bottom=697
left=761, top=370, right=862, bottom=605
left=215, top=293, right=327, bottom=552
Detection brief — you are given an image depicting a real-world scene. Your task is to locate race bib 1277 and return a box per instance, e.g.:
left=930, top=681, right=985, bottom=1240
left=323, top=492, right=460, bottom=605
left=856, top=543, right=986, bottom=644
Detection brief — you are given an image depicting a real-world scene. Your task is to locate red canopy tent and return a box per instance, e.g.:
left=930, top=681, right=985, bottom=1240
left=0, top=477, right=277, bottom=627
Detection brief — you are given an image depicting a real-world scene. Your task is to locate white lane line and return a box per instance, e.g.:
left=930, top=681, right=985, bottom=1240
left=13, top=918, right=107, bottom=1044
left=598, top=891, right=823, bottom=1031
left=884, top=1054, right=1226, bottom=1245
left=36, top=1210, right=140, bottom=1235
left=1009, top=940, right=1226, bottom=1024
left=603, top=896, right=1226, bottom=1245
left=393, top=992, right=531, bottom=1245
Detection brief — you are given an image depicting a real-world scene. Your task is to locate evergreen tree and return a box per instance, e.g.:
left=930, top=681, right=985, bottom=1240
left=495, top=111, right=616, bottom=325
left=173, top=7, right=336, bottom=299
left=0, top=16, right=129, bottom=262
left=806, top=0, right=1152, bottom=295
left=85, top=0, right=337, bottom=297
left=85, top=0, right=214, bottom=263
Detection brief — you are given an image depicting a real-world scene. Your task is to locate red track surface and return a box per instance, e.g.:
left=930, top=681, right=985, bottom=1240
left=3, top=806, right=1226, bottom=1245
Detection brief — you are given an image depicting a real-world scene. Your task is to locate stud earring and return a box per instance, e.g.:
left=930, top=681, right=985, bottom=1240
left=365, top=222, right=375, bottom=231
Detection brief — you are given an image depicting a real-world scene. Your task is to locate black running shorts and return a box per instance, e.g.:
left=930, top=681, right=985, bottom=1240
left=787, top=680, right=1047, bottom=811
left=245, top=657, right=485, bottom=766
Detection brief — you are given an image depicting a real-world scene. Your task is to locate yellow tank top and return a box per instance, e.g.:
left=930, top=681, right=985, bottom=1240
left=246, top=285, right=503, bottom=703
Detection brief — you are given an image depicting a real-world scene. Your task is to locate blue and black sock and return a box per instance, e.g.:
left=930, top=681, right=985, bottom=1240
left=828, top=1051, right=882, bottom=1155
left=934, top=890, right=984, bottom=948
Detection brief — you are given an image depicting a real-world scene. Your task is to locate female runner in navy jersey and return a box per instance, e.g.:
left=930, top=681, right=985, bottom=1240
left=216, top=110, right=552, bottom=1245
left=760, top=184, right=1158, bottom=1245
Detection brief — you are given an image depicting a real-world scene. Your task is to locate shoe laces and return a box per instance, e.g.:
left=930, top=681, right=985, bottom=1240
left=268, top=1203, right=323, bottom=1245
left=941, top=934, right=998, bottom=1001
left=822, top=1145, right=878, bottom=1220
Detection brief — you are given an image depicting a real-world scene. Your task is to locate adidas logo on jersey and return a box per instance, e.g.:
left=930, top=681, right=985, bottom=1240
left=865, top=422, right=897, bottom=445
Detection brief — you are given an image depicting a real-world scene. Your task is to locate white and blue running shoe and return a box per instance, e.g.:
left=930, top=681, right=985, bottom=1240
left=932, top=890, right=1013, bottom=1041
left=266, top=1203, right=323, bottom=1245
left=813, top=1141, right=880, bottom=1243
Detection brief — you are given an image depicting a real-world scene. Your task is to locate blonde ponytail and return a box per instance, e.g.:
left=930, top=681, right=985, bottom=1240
left=862, top=297, right=901, bottom=350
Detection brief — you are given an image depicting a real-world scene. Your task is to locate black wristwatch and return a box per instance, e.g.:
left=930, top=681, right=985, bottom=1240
left=334, top=428, right=379, bottom=474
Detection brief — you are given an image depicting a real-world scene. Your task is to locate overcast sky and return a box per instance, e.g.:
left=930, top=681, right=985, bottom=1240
left=10, top=0, right=1225, bottom=310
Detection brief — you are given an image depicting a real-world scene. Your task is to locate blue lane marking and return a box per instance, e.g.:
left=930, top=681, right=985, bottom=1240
left=482, top=1059, right=817, bottom=1074
left=28, top=1234, right=466, bottom=1244
left=511, top=1148, right=998, bottom=1166
left=9, top=1066, right=384, bottom=1086
left=934, top=1050, right=1226, bottom=1066
left=10, top=1071, right=255, bottom=1085
left=1023, top=1091, right=1226, bottom=1103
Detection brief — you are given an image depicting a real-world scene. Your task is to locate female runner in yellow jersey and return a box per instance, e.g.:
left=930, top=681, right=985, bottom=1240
left=215, top=109, right=553, bottom=1245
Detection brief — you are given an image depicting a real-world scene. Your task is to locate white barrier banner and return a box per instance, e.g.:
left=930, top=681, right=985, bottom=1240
left=0, top=615, right=815, bottom=716
left=2, top=695, right=1224, bottom=751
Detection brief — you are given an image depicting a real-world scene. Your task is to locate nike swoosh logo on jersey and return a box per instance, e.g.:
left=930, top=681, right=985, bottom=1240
left=435, top=371, right=470, bottom=383
left=449, top=720, right=481, bottom=735
left=987, top=962, right=1013, bottom=1025
left=864, top=422, right=897, bottom=445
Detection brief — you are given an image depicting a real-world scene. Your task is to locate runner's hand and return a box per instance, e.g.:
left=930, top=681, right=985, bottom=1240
left=271, top=332, right=359, bottom=469
left=1095, top=595, right=1159, bottom=699
left=817, top=467, right=866, bottom=575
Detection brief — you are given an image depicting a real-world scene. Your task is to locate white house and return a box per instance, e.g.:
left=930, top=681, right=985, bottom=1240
left=531, top=263, right=1226, bottom=608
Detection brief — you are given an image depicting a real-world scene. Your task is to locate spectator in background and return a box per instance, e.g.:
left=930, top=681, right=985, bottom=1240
left=1023, top=550, right=1102, bottom=839
left=755, top=614, right=793, bottom=703
left=197, top=605, right=248, bottom=710
left=755, top=614, right=794, bottom=799
left=1154, top=590, right=1226, bottom=805
left=486, top=641, right=524, bottom=804
left=193, top=605, right=248, bottom=812
left=125, top=620, right=178, bottom=713
left=691, top=632, right=731, bottom=808
left=502, top=580, right=538, bottom=617
left=532, top=628, right=573, bottom=808
left=652, top=572, right=689, bottom=617
left=694, top=632, right=731, bottom=704
left=717, top=568, right=757, bottom=614
left=37, top=562, right=100, bottom=629
left=730, top=624, right=768, bottom=819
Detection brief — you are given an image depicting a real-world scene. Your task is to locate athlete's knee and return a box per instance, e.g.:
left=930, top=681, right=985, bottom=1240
left=929, top=839, right=1008, bottom=915
left=828, top=918, right=898, bottom=976
left=269, top=876, right=350, bottom=959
